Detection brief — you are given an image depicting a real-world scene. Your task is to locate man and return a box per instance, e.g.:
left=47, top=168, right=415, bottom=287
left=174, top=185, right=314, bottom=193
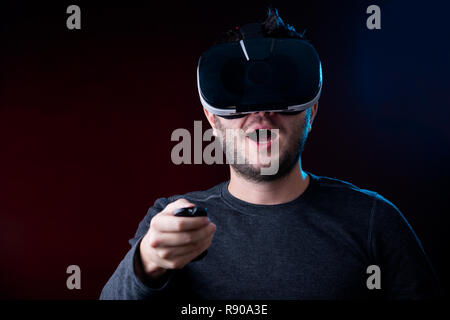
left=100, top=8, right=441, bottom=300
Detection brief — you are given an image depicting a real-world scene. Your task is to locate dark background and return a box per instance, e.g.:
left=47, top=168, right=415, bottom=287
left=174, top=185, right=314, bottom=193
left=0, top=1, right=449, bottom=299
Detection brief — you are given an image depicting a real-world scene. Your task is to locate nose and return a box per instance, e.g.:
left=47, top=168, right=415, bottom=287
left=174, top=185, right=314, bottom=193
left=254, top=111, right=276, bottom=117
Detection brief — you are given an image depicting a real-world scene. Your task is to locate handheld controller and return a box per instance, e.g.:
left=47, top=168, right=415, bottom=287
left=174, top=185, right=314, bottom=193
left=173, top=206, right=208, bottom=261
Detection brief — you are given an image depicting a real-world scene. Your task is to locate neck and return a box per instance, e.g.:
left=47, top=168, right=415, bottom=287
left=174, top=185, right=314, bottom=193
left=228, top=160, right=310, bottom=205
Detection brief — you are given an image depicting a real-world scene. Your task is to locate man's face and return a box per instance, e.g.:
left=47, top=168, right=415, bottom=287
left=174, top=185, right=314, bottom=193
left=213, top=110, right=312, bottom=182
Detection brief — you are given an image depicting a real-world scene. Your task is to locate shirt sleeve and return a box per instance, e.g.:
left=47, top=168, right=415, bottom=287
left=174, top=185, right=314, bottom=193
left=99, top=197, right=177, bottom=300
left=369, top=193, right=443, bottom=299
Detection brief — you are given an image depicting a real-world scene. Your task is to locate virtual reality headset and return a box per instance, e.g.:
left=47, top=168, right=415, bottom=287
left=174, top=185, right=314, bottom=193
left=197, top=23, right=323, bottom=119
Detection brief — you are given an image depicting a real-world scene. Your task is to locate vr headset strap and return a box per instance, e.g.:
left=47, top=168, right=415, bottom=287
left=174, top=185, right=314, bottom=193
left=239, top=23, right=264, bottom=39
left=238, top=24, right=276, bottom=61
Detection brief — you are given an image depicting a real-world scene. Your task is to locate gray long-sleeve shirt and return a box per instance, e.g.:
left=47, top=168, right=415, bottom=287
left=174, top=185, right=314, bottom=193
left=100, top=172, right=442, bottom=300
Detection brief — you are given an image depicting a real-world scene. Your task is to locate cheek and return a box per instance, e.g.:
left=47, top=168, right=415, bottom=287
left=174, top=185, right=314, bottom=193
left=280, top=117, right=307, bottom=144
left=291, top=114, right=308, bottom=132
left=218, top=118, right=246, bottom=131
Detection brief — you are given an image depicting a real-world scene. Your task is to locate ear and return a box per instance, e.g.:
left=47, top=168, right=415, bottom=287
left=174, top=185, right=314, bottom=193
left=203, top=107, right=216, bottom=129
left=308, top=103, right=319, bottom=133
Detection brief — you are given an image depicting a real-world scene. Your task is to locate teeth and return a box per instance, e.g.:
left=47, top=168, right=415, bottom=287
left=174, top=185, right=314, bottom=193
left=247, top=131, right=258, bottom=141
left=258, top=130, right=270, bottom=142
left=246, top=129, right=277, bottom=142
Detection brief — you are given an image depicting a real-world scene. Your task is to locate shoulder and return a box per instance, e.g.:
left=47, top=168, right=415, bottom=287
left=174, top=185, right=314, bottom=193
left=308, top=173, right=415, bottom=246
left=309, top=172, right=380, bottom=202
left=308, top=172, right=402, bottom=217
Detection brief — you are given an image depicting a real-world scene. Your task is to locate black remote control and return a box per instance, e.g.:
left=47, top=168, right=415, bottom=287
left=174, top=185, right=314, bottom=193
left=173, top=206, right=208, bottom=261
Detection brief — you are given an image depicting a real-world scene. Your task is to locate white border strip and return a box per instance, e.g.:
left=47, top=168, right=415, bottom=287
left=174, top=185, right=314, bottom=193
left=239, top=40, right=250, bottom=61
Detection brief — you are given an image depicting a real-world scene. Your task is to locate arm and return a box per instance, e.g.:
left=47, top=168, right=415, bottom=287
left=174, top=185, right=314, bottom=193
left=369, top=194, right=443, bottom=299
left=99, top=198, right=175, bottom=300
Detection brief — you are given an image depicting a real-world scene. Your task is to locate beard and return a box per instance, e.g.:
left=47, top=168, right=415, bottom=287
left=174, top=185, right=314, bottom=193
left=214, top=111, right=310, bottom=182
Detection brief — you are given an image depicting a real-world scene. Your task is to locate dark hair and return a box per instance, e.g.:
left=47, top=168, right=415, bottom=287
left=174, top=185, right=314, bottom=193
left=214, top=7, right=306, bottom=45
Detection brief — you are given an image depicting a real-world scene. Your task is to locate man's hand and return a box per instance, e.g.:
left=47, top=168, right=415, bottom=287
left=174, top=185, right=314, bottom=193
left=138, top=199, right=216, bottom=281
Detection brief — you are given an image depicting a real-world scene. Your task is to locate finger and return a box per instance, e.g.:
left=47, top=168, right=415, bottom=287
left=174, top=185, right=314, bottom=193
left=160, top=199, right=195, bottom=216
left=156, top=237, right=210, bottom=259
left=154, top=214, right=210, bottom=232
left=151, top=223, right=216, bottom=247
left=158, top=239, right=213, bottom=269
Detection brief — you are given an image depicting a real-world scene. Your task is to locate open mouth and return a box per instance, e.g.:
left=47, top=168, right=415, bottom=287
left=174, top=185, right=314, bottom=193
left=246, top=129, right=278, bottom=143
